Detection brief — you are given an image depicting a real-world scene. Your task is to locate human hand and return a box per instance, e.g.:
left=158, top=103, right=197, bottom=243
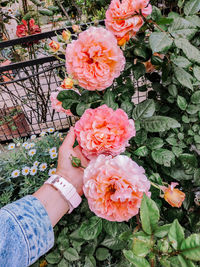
left=56, top=127, right=89, bottom=195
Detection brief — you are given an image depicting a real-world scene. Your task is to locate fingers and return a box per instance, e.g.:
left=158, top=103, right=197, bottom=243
left=74, top=145, right=89, bottom=167
left=61, top=127, right=75, bottom=149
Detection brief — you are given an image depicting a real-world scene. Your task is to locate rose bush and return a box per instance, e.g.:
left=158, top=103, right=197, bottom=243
left=46, top=0, right=200, bottom=264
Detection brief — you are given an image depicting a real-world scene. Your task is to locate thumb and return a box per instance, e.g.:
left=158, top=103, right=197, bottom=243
left=62, top=127, right=75, bottom=148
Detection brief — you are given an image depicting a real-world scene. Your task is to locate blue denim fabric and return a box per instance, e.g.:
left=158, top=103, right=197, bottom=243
left=0, top=195, right=54, bottom=267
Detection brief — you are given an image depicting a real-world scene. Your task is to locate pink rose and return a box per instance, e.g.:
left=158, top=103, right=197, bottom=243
left=105, top=0, right=152, bottom=45
left=50, top=92, right=72, bottom=116
left=83, top=154, right=151, bottom=222
left=74, top=105, right=136, bottom=159
left=65, top=27, right=125, bottom=91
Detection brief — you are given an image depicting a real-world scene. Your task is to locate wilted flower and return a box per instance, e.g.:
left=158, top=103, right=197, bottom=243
left=65, top=27, right=125, bottom=91
left=75, top=105, right=136, bottom=159
left=16, top=19, right=41, bottom=38
left=160, top=182, right=185, bottom=208
left=49, top=40, right=60, bottom=52
left=11, top=170, right=20, bottom=178
left=84, top=155, right=151, bottom=222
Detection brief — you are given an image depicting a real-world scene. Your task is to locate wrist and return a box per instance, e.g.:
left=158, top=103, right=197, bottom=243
left=45, top=174, right=82, bottom=213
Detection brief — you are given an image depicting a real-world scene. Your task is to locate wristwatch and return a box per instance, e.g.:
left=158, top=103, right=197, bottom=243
left=44, top=174, right=82, bottom=213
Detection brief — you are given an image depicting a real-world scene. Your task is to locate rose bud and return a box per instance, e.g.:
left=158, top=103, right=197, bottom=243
left=49, top=40, right=60, bottom=52
left=62, top=30, right=71, bottom=42
left=61, top=78, right=74, bottom=89
left=72, top=24, right=80, bottom=33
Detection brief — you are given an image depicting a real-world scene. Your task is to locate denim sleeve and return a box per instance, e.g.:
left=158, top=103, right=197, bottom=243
left=0, top=195, right=54, bottom=267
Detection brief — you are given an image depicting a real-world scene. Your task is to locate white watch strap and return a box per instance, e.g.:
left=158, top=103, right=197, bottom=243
left=45, top=174, right=82, bottom=213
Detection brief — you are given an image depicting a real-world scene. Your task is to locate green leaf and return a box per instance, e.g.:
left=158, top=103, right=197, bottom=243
left=194, top=169, right=200, bottom=186
left=172, top=146, right=183, bottom=157
left=152, top=149, right=175, bottom=167
left=177, top=95, right=188, bottom=110
left=103, top=221, right=129, bottom=238
left=132, top=232, right=152, bottom=257
left=186, top=15, right=200, bottom=27
left=84, top=256, right=96, bottom=267
left=76, top=102, right=90, bottom=116
left=149, top=32, right=173, bottom=53
left=95, top=248, right=110, bottom=261
left=63, top=248, right=79, bottom=262
left=102, top=90, right=118, bottom=110
left=169, top=17, right=197, bottom=39
left=134, top=146, right=149, bottom=157
left=101, top=236, right=125, bottom=250
left=58, top=258, right=69, bottom=267
left=133, top=63, right=146, bottom=80
left=174, top=66, right=193, bottom=90
left=168, top=84, right=178, bottom=97
left=154, top=224, right=171, bottom=238
left=171, top=56, right=192, bottom=68
left=79, top=216, right=102, bottom=240
left=140, top=194, right=160, bottom=235
left=191, top=90, right=200, bottom=104
left=38, top=8, right=54, bottom=16
left=141, top=116, right=180, bottom=132
left=175, top=38, right=200, bottom=64
left=123, top=250, right=150, bottom=267
left=150, top=6, right=162, bottom=21
left=132, top=99, right=155, bottom=120
left=181, top=234, right=200, bottom=261
left=168, top=219, right=185, bottom=250
left=179, top=153, right=198, bottom=170
left=146, top=137, right=164, bottom=149
left=193, top=66, right=200, bottom=81
left=170, top=255, right=196, bottom=267
left=186, top=104, right=200, bottom=114
left=46, top=252, right=61, bottom=264
left=57, top=90, right=80, bottom=109
left=120, top=101, right=133, bottom=118
left=184, top=0, right=200, bottom=15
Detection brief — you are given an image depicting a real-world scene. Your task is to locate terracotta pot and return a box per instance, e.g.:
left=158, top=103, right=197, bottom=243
left=0, top=106, right=30, bottom=141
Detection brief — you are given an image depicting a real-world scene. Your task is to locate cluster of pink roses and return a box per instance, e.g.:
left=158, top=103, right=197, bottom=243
left=74, top=104, right=151, bottom=222
left=105, top=0, right=152, bottom=46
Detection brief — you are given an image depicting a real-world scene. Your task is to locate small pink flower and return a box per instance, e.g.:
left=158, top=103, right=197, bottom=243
left=105, top=0, right=152, bottom=43
left=50, top=92, right=72, bottom=116
left=65, top=27, right=125, bottom=91
left=74, top=105, right=136, bottom=159
left=84, top=155, right=151, bottom=222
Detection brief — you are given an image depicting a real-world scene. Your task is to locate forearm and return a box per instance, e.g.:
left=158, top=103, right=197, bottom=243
left=33, top=184, right=69, bottom=227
